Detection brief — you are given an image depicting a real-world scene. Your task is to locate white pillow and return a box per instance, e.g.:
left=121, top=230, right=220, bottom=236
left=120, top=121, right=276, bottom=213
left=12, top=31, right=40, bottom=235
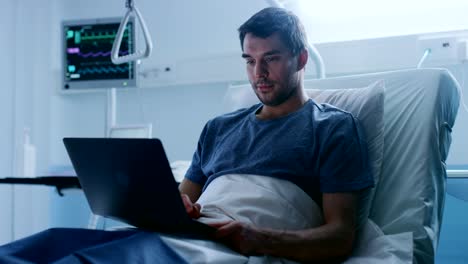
left=306, top=80, right=385, bottom=223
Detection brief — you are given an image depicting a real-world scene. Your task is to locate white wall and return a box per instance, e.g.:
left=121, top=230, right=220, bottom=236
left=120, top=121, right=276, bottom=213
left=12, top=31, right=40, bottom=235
left=0, top=0, right=16, bottom=245
left=0, top=0, right=55, bottom=243
left=13, top=0, right=53, bottom=240
left=294, top=0, right=468, bottom=43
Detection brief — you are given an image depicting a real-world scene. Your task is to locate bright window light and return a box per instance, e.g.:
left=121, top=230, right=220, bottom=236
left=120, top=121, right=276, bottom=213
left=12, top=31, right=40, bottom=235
left=289, top=0, right=468, bottom=43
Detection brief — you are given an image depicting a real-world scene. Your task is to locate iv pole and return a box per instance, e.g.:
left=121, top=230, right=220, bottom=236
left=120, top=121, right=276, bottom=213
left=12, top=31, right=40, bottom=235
left=106, top=0, right=153, bottom=137
left=89, top=0, right=154, bottom=228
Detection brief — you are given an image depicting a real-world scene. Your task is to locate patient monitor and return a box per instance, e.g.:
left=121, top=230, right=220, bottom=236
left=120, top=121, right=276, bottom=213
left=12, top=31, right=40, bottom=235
left=61, top=17, right=137, bottom=91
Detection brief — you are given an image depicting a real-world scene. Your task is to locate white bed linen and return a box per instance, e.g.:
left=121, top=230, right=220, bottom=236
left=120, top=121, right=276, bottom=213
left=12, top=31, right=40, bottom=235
left=161, top=174, right=412, bottom=263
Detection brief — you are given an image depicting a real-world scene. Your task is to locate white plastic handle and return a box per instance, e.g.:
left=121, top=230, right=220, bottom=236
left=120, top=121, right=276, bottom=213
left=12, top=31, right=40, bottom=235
left=111, top=6, right=153, bottom=64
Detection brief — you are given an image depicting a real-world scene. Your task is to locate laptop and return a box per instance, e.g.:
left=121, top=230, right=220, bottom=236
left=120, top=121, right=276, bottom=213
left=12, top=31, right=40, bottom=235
left=63, top=137, right=215, bottom=239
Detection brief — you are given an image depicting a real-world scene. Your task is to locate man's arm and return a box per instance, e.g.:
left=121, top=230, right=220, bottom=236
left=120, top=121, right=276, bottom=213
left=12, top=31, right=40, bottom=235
left=211, top=192, right=357, bottom=262
left=179, top=178, right=202, bottom=202
left=179, top=178, right=203, bottom=218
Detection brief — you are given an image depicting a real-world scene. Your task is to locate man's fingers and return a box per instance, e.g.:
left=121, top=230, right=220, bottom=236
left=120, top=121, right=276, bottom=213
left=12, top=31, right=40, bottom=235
left=189, top=203, right=201, bottom=219
left=181, top=194, right=202, bottom=218
left=180, top=193, right=192, bottom=210
left=207, top=221, right=232, bottom=229
left=211, top=221, right=241, bottom=238
left=181, top=194, right=195, bottom=213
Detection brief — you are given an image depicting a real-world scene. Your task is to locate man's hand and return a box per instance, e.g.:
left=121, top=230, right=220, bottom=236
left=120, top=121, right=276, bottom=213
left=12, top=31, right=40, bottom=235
left=209, top=221, right=266, bottom=256
left=181, top=193, right=201, bottom=219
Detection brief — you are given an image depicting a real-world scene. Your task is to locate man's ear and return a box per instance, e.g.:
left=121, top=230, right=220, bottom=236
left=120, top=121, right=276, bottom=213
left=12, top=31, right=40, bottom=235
left=297, top=49, right=308, bottom=71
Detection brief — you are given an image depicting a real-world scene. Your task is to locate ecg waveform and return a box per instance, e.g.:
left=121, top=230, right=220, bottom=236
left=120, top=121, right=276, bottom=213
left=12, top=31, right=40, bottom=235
left=79, top=66, right=129, bottom=75
left=67, top=48, right=129, bottom=58
left=80, top=31, right=129, bottom=41
left=64, top=22, right=134, bottom=82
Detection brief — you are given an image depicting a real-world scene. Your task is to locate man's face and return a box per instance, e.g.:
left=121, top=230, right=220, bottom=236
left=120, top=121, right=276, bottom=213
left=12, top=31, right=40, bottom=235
left=242, top=33, right=301, bottom=106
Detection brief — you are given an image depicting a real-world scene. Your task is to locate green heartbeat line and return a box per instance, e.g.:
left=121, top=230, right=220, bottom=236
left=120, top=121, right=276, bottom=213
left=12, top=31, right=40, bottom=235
left=81, top=32, right=129, bottom=40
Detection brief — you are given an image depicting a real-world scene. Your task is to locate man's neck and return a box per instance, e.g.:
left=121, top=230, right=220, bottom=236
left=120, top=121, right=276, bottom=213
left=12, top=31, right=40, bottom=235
left=256, top=91, right=309, bottom=120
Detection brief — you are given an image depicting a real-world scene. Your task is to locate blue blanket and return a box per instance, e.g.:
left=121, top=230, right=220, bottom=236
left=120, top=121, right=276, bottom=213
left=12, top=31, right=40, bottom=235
left=0, top=228, right=188, bottom=264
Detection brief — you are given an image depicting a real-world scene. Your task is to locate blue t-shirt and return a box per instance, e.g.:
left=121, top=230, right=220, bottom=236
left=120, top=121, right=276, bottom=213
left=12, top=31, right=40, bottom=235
left=185, top=99, right=374, bottom=204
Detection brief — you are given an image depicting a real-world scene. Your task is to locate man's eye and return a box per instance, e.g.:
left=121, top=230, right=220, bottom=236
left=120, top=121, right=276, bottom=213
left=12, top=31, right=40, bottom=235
left=265, top=57, right=279, bottom=63
left=246, top=60, right=255, bottom=65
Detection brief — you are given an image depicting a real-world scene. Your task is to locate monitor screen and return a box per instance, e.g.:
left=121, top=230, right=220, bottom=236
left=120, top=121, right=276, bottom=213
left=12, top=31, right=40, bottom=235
left=62, top=17, right=136, bottom=90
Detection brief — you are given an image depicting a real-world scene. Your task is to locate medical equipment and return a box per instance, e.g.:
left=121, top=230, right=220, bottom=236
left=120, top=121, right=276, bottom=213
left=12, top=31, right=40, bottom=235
left=61, top=17, right=151, bottom=145
left=62, top=17, right=137, bottom=90
left=111, top=0, right=153, bottom=65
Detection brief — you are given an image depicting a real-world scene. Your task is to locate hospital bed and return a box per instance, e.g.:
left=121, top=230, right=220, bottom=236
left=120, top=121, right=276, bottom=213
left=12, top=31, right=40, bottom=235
left=221, top=68, right=460, bottom=263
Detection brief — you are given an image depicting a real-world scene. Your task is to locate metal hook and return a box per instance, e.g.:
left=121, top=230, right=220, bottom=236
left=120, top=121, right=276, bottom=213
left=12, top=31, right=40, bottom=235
left=125, top=0, right=134, bottom=10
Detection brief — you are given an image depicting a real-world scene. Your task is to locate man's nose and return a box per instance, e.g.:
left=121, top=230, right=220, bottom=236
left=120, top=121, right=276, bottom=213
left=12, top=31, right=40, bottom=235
left=254, top=62, right=268, bottom=78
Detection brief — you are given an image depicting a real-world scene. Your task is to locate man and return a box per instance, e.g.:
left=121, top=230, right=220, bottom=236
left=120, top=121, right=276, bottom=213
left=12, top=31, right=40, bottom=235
left=179, top=7, right=374, bottom=263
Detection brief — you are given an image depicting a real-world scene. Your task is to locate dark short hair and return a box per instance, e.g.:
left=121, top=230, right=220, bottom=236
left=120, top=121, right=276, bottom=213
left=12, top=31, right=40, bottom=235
left=238, top=7, right=308, bottom=56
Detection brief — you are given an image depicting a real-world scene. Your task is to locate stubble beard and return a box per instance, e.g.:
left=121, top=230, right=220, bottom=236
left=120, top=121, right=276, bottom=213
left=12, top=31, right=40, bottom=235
left=252, top=78, right=298, bottom=107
